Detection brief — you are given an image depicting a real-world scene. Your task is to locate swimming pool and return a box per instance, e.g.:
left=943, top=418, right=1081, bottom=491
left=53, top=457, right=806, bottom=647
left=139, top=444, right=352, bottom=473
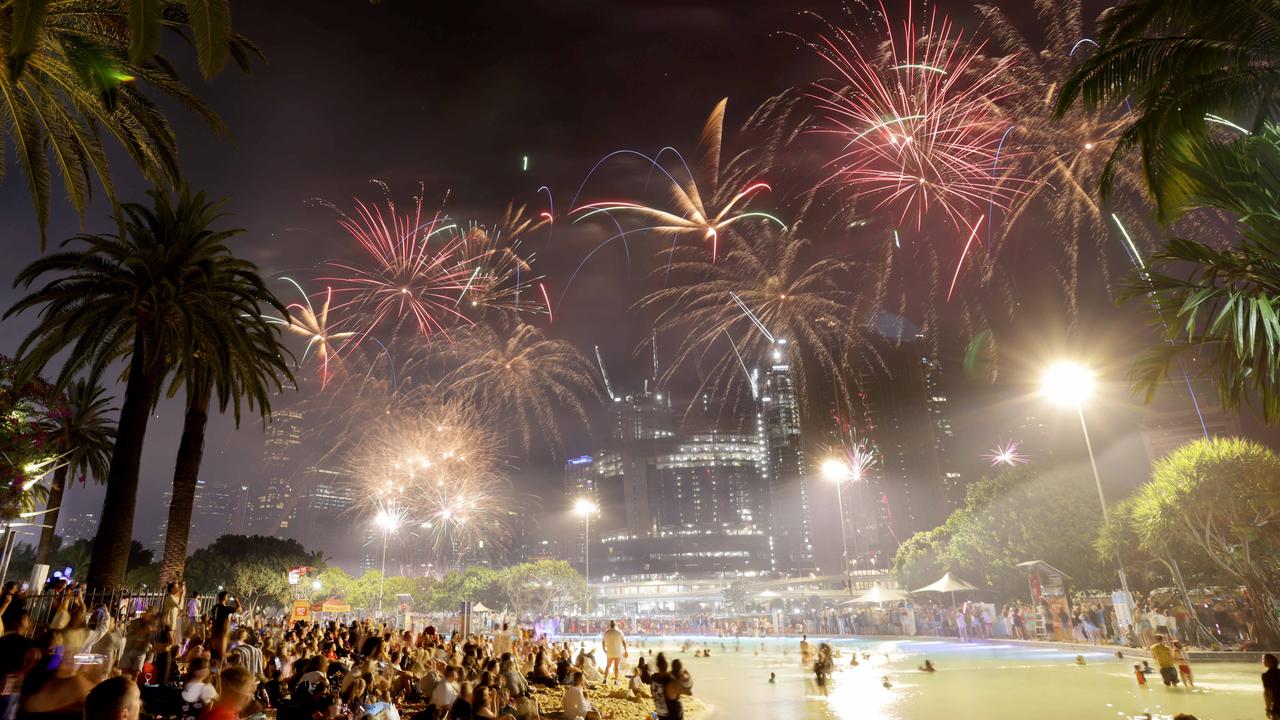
left=565, top=635, right=1262, bottom=720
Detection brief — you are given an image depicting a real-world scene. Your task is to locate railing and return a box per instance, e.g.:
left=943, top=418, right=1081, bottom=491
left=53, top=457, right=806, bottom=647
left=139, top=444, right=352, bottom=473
left=21, top=589, right=218, bottom=629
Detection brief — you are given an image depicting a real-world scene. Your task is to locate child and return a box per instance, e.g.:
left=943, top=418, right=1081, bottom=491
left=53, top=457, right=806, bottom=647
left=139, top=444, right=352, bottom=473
left=1173, top=642, right=1194, bottom=688
left=768, top=672, right=776, bottom=684
left=1134, top=663, right=1147, bottom=687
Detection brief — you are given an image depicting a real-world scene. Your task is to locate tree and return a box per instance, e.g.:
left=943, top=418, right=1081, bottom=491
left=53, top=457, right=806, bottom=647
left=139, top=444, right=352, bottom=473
left=35, top=379, right=115, bottom=566
left=229, top=563, right=289, bottom=615
left=1131, top=437, right=1280, bottom=647
left=156, top=189, right=293, bottom=585
left=892, top=464, right=1110, bottom=598
left=7, top=188, right=275, bottom=589
left=0, top=354, right=59, bottom=520
left=310, top=567, right=355, bottom=603
left=1054, top=0, right=1280, bottom=219
left=0, top=1, right=260, bottom=244
left=184, top=534, right=321, bottom=595
left=497, top=560, right=586, bottom=619
left=1123, top=124, right=1280, bottom=421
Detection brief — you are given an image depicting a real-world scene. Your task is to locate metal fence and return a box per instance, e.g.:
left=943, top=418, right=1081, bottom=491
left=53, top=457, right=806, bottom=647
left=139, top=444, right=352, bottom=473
left=21, top=589, right=218, bottom=629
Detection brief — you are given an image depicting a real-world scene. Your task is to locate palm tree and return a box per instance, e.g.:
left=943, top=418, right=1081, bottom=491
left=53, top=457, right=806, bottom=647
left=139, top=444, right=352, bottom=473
left=5, top=186, right=260, bottom=589
left=35, top=379, right=115, bottom=566
left=0, top=0, right=259, bottom=244
left=1054, top=0, right=1280, bottom=218
left=1125, top=122, right=1280, bottom=421
left=158, top=258, right=293, bottom=584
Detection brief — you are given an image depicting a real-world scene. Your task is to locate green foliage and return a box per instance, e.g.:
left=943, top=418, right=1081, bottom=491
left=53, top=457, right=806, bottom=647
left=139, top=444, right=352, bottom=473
left=893, top=464, right=1111, bottom=597
left=0, top=1, right=259, bottom=243
left=1125, top=124, right=1280, bottom=421
left=309, top=567, right=354, bottom=603
left=1128, top=437, right=1280, bottom=646
left=1054, top=0, right=1280, bottom=219
left=496, top=560, right=586, bottom=618
left=184, top=534, right=322, bottom=595
left=0, top=354, right=60, bottom=519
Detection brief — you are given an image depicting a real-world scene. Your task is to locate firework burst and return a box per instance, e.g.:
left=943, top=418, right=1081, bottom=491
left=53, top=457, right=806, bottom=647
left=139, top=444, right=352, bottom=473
left=263, top=278, right=355, bottom=388
left=435, top=320, right=601, bottom=453
left=638, top=199, right=872, bottom=416
left=571, top=99, right=787, bottom=264
left=347, top=399, right=512, bottom=565
left=809, top=3, right=1033, bottom=232
left=319, top=185, right=478, bottom=343
left=985, top=440, right=1028, bottom=467
left=454, top=204, right=547, bottom=316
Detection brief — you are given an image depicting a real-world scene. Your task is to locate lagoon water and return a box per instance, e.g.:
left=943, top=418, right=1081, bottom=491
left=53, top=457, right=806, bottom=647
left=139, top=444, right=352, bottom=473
left=568, top=635, right=1261, bottom=720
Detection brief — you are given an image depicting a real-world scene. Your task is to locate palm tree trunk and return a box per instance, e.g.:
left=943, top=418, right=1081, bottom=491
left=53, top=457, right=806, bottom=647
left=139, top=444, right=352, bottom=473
left=87, top=337, right=160, bottom=590
left=158, top=386, right=211, bottom=585
left=34, top=465, right=69, bottom=566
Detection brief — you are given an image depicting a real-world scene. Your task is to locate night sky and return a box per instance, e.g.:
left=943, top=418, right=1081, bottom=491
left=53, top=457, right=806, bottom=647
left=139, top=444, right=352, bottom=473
left=2, top=0, right=1270, bottom=568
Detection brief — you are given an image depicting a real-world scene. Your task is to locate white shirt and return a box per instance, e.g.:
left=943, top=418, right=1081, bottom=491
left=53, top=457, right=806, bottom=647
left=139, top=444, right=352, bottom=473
left=431, top=680, right=459, bottom=708
left=602, top=628, right=626, bottom=657
left=562, top=685, right=593, bottom=718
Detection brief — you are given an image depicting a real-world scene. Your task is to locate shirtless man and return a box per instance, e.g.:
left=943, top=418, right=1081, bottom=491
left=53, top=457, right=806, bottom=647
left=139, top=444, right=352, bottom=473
left=601, top=620, right=628, bottom=684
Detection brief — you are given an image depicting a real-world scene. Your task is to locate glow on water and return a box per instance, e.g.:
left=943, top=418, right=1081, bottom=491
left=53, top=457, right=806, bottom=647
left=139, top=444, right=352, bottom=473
left=566, top=635, right=1261, bottom=720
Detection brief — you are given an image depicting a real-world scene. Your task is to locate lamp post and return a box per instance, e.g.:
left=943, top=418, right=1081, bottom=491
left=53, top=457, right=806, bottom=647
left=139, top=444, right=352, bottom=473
left=1040, top=361, right=1132, bottom=604
left=374, top=509, right=400, bottom=617
left=822, top=458, right=855, bottom=599
left=574, top=498, right=598, bottom=614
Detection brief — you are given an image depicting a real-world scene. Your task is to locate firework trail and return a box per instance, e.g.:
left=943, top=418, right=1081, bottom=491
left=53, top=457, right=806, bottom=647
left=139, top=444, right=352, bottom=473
left=318, top=184, right=479, bottom=344
left=263, top=278, right=355, bottom=388
left=570, top=100, right=787, bottom=265
left=454, top=204, right=548, bottom=317
left=433, top=320, right=602, bottom=453
left=809, top=2, right=1033, bottom=234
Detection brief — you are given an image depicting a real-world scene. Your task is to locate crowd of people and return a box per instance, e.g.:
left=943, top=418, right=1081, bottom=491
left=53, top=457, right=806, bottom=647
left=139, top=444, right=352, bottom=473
left=0, top=582, right=695, bottom=720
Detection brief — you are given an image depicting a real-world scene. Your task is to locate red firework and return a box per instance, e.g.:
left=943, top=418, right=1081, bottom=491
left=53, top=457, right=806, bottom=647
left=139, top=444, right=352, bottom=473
left=810, top=3, right=1031, bottom=231
left=321, top=193, right=477, bottom=344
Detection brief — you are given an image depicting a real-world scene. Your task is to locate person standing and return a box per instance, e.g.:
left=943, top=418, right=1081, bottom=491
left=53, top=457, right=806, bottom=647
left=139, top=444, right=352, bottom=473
left=209, top=592, right=238, bottom=669
left=1150, top=634, right=1179, bottom=687
left=601, top=620, right=628, bottom=684
left=1263, top=653, right=1280, bottom=719
left=161, top=582, right=184, bottom=638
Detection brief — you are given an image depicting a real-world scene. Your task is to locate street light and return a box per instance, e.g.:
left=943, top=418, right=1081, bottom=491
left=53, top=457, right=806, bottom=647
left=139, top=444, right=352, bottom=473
left=1040, top=361, right=1132, bottom=605
left=574, top=498, right=598, bottom=614
left=374, top=509, right=401, bottom=617
left=821, top=459, right=855, bottom=599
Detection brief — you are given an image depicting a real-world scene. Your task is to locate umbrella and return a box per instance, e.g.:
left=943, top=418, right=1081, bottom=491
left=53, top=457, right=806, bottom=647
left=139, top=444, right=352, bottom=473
left=844, top=583, right=908, bottom=604
left=912, top=572, right=982, bottom=608
left=472, top=602, right=493, bottom=613
left=913, top=572, right=979, bottom=594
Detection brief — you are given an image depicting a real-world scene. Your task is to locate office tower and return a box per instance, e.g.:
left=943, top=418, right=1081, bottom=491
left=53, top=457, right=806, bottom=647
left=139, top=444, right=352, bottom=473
left=854, top=325, right=956, bottom=551
left=152, top=478, right=239, bottom=554
left=250, top=409, right=305, bottom=535
left=591, top=386, right=772, bottom=581
left=761, top=344, right=815, bottom=575
left=563, top=455, right=595, bottom=574
left=296, top=467, right=357, bottom=558
left=59, top=512, right=98, bottom=543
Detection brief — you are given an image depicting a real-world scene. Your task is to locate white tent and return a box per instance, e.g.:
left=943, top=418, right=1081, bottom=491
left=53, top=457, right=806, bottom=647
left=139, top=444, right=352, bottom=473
left=913, top=572, right=979, bottom=594
left=472, top=602, right=493, bottom=613
left=844, top=583, right=908, bottom=604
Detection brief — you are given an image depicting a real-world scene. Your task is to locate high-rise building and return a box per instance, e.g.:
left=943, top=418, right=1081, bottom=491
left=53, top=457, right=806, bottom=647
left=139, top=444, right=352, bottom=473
left=152, top=478, right=240, bottom=554
left=250, top=409, right=305, bottom=535
left=59, top=512, right=98, bottom=543
left=591, top=387, right=772, bottom=582
left=295, top=467, right=357, bottom=558
left=761, top=344, right=815, bottom=575
left=852, top=322, right=960, bottom=556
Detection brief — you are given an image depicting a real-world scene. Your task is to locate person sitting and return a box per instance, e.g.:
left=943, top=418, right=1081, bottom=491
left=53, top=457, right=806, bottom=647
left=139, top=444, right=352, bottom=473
left=84, top=677, right=142, bottom=720
left=561, top=672, right=600, bottom=720
left=198, top=665, right=255, bottom=720
left=448, top=681, right=473, bottom=720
